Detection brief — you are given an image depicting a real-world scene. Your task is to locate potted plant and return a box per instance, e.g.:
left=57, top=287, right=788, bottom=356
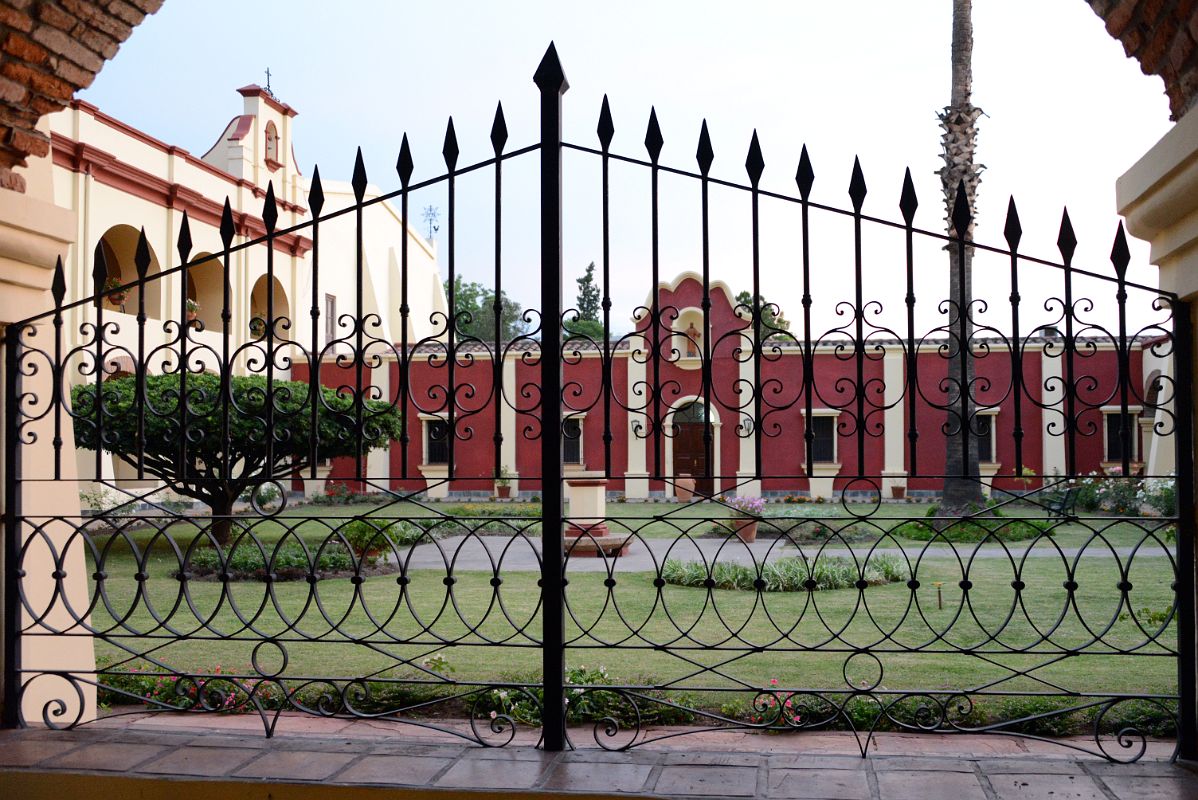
left=104, top=277, right=128, bottom=310
left=185, top=298, right=200, bottom=325
left=725, top=495, right=765, bottom=543
left=248, top=315, right=267, bottom=339
left=890, top=485, right=906, bottom=500
left=675, top=474, right=695, bottom=502
left=495, top=467, right=513, bottom=499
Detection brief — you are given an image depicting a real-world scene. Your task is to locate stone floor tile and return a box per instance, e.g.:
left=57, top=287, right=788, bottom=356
left=1100, top=776, right=1198, bottom=800
left=41, top=742, right=167, bottom=772
left=465, top=747, right=560, bottom=762
left=876, top=769, right=986, bottom=800
left=184, top=733, right=272, bottom=749
left=1085, top=760, right=1187, bottom=777
left=139, top=746, right=258, bottom=777
left=435, top=757, right=552, bottom=789
left=542, top=760, right=655, bottom=793
left=872, top=756, right=978, bottom=772
left=987, top=773, right=1108, bottom=800
left=0, top=738, right=86, bottom=766
left=653, top=764, right=758, bottom=797
left=768, top=767, right=871, bottom=799
left=562, top=748, right=663, bottom=765
left=767, top=754, right=867, bottom=770
left=331, top=754, right=453, bottom=786
left=660, top=751, right=763, bottom=767
left=979, top=759, right=1088, bottom=775
left=231, top=749, right=357, bottom=781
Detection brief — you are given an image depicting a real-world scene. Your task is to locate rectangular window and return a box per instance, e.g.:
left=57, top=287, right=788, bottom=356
left=325, top=294, right=337, bottom=344
left=426, top=419, right=449, bottom=465
left=810, top=416, right=836, bottom=463
left=1105, top=412, right=1138, bottom=462
left=563, top=417, right=582, bottom=464
left=977, top=413, right=996, bottom=463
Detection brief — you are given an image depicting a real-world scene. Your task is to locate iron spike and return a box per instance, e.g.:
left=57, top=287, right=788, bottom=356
left=396, top=135, right=413, bottom=187
left=263, top=181, right=278, bottom=234
left=899, top=168, right=918, bottom=225
left=532, top=41, right=569, bottom=94
left=1003, top=196, right=1022, bottom=250
left=696, top=120, right=714, bottom=176
left=1057, top=208, right=1077, bottom=263
left=597, top=95, right=614, bottom=151
left=443, top=117, right=459, bottom=171
left=848, top=157, right=867, bottom=212
left=51, top=255, right=65, bottom=307
left=308, top=166, right=325, bottom=217
left=490, top=102, right=508, bottom=156
left=1111, top=222, right=1131, bottom=279
left=134, top=227, right=151, bottom=279
left=351, top=148, right=368, bottom=203
left=745, top=130, right=764, bottom=187
left=795, top=145, right=814, bottom=201
left=951, top=179, right=972, bottom=239
left=220, top=198, right=235, bottom=248
left=644, top=108, right=663, bottom=163
left=177, top=211, right=192, bottom=264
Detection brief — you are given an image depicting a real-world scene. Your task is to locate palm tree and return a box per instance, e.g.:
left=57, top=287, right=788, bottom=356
left=940, top=0, right=984, bottom=511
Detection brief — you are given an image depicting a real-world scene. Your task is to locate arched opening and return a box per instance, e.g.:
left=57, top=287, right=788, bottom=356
left=187, top=252, right=223, bottom=331
left=97, top=225, right=162, bottom=320
left=670, top=400, right=713, bottom=496
left=249, top=274, right=290, bottom=339
left=265, top=121, right=280, bottom=165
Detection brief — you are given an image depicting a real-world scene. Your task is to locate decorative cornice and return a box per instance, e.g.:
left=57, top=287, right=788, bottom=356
left=237, top=84, right=299, bottom=118
left=52, top=133, right=312, bottom=258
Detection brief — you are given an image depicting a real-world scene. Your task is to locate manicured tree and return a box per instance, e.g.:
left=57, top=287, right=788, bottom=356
left=72, top=373, right=402, bottom=544
left=565, top=261, right=604, bottom=342
left=734, top=290, right=791, bottom=340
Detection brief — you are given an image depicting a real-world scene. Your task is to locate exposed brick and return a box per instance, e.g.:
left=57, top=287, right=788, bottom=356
left=1169, top=31, right=1195, bottom=74
left=1139, top=0, right=1166, bottom=24
left=105, top=0, right=146, bottom=27
left=1139, top=23, right=1176, bottom=74
left=1104, top=0, right=1140, bottom=38
left=2, top=61, right=75, bottom=102
left=1190, top=11, right=1198, bottom=44
left=8, top=126, right=49, bottom=159
left=1122, top=26, right=1146, bottom=59
left=57, top=0, right=132, bottom=40
left=0, top=76, right=28, bottom=106
left=0, top=5, right=34, bottom=31
left=3, top=31, right=50, bottom=64
left=37, top=2, right=79, bottom=32
left=28, top=94, right=66, bottom=115
left=31, top=24, right=104, bottom=72
left=0, top=165, right=28, bottom=193
left=52, top=57, right=95, bottom=89
left=125, top=0, right=163, bottom=11
left=78, top=28, right=119, bottom=60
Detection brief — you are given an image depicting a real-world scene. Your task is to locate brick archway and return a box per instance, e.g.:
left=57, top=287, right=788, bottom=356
left=0, top=0, right=163, bottom=192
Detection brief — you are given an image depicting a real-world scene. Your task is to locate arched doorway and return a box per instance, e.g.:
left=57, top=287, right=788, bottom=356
left=671, top=401, right=712, bottom=496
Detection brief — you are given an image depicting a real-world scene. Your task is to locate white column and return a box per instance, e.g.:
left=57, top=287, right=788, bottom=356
left=735, top=345, right=760, bottom=498
left=881, top=348, right=907, bottom=497
left=366, top=361, right=390, bottom=484
left=501, top=354, right=519, bottom=493
left=624, top=354, right=648, bottom=498
left=1041, top=349, right=1067, bottom=479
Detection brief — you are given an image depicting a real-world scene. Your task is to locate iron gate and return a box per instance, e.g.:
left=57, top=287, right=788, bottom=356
left=1, top=45, right=1192, bottom=761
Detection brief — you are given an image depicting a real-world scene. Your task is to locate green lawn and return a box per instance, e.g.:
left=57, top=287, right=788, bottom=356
left=70, top=500, right=1178, bottom=703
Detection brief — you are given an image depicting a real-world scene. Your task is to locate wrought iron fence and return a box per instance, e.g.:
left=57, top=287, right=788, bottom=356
left=1, top=44, right=1192, bottom=761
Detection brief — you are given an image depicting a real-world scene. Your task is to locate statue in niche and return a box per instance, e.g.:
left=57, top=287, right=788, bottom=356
left=685, top=321, right=700, bottom=358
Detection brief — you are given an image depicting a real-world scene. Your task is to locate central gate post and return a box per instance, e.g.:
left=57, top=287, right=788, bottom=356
left=534, top=42, right=569, bottom=752
left=1175, top=300, right=1197, bottom=759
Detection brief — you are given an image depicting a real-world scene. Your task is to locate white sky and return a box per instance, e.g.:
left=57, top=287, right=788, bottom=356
left=81, top=0, right=1174, bottom=339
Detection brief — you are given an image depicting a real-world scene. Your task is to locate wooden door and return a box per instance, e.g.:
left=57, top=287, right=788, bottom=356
left=673, top=421, right=713, bottom=496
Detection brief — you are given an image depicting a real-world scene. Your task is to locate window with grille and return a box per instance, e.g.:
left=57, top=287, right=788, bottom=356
left=810, top=416, right=836, bottom=463
left=563, top=417, right=582, bottom=464
left=426, top=419, right=449, bottom=465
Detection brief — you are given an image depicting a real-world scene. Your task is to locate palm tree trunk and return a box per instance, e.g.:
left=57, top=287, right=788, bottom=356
left=940, top=0, right=984, bottom=511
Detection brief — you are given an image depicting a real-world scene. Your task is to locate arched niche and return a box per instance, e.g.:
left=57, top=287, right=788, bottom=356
left=187, top=252, right=224, bottom=331
left=249, top=274, right=290, bottom=339
left=98, top=225, right=162, bottom=320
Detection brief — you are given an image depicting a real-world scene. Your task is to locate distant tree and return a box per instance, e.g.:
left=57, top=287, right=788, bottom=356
left=735, top=291, right=791, bottom=340
left=72, top=373, right=401, bottom=545
left=444, top=276, right=528, bottom=342
left=565, top=261, right=605, bottom=342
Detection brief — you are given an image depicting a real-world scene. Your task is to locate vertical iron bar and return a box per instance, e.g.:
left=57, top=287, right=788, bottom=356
left=1116, top=272, right=1130, bottom=477
left=601, top=108, right=613, bottom=479
left=52, top=275, right=63, bottom=481
left=135, top=246, right=147, bottom=480
left=534, top=43, right=568, bottom=752
left=398, top=141, right=412, bottom=480
left=309, top=192, right=321, bottom=479
left=956, top=215, right=970, bottom=488
left=265, top=203, right=276, bottom=480
left=93, top=245, right=105, bottom=479
left=493, top=120, right=504, bottom=481
left=2, top=333, right=23, bottom=728
left=445, top=144, right=457, bottom=481
left=750, top=180, right=762, bottom=482
left=219, top=202, right=235, bottom=487
left=177, top=219, right=190, bottom=480
left=699, top=141, right=713, bottom=493
left=903, top=206, right=918, bottom=477
left=1061, top=219, right=1078, bottom=476
left=798, top=158, right=814, bottom=480
left=1173, top=299, right=1197, bottom=759
left=854, top=203, right=866, bottom=480
left=1006, top=202, right=1024, bottom=478
left=355, top=183, right=365, bottom=483
left=649, top=133, right=662, bottom=480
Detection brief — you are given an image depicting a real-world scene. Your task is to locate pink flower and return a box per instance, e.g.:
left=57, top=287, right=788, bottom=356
left=769, top=678, right=778, bottom=686
left=489, top=710, right=498, bottom=719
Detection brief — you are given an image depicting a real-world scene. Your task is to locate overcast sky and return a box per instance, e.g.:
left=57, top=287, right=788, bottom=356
left=81, top=1, right=1174, bottom=338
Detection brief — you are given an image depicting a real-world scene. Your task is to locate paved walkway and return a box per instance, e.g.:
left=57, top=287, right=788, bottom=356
left=395, top=535, right=1170, bottom=573
left=2, top=714, right=1193, bottom=799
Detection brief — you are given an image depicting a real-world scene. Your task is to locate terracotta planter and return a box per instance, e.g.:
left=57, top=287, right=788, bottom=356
left=890, top=486, right=906, bottom=500
left=733, top=519, right=758, bottom=543
left=107, top=292, right=127, bottom=307
left=495, top=485, right=511, bottom=499
left=675, top=475, right=695, bottom=502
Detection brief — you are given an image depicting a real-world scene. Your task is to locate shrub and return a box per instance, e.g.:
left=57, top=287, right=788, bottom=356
left=185, top=539, right=355, bottom=581
left=896, top=505, right=1049, bottom=543
left=1139, top=477, right=1177, bottom=517
left=340, top=518, right=430, bottom=555
left=661, top=555, right=907, bottom=592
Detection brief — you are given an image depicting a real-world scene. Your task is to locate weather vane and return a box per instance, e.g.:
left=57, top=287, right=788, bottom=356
left=422, top=205, right=440, bottom=240
left=264, top=67, right=273, bottom=96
